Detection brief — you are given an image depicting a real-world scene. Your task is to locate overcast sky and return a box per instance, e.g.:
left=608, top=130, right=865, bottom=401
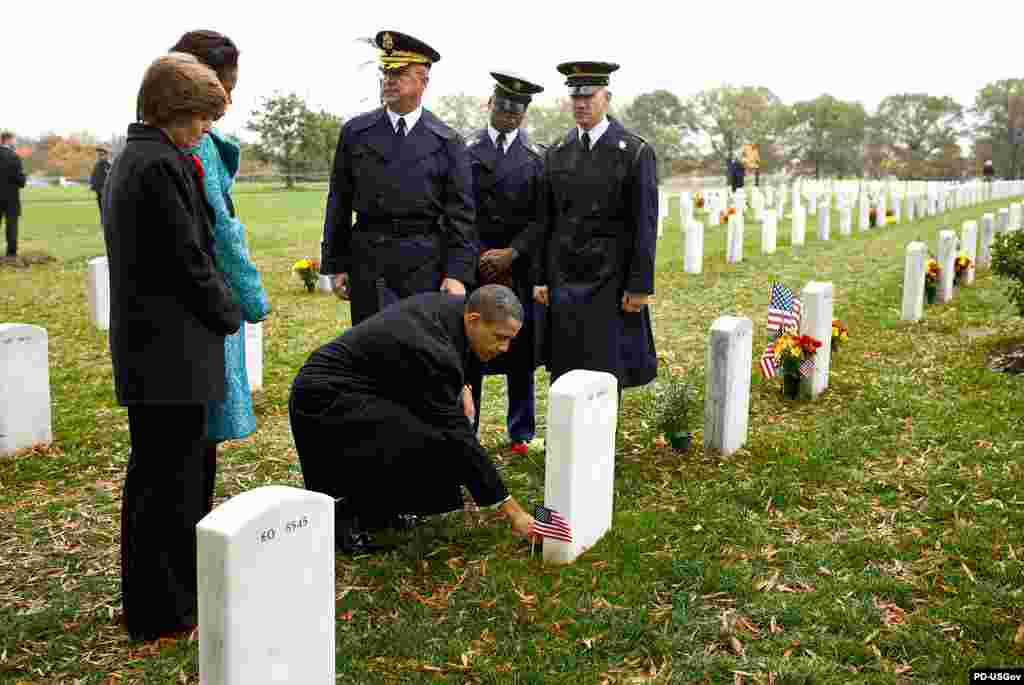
left=4, top=0, right=1021, bottom=142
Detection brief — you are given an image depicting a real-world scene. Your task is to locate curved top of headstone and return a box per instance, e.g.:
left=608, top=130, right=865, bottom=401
left=89, top=255, right=108, bottom=265
left=0, top=323, right=47, bottom=338
left=549, top=369, right=618, bottom=401
left=198, top=485, right=332, bottom=537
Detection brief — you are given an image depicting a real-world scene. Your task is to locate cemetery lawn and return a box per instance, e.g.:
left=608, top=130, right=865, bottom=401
left=2, top=186, right=1023, bottom=684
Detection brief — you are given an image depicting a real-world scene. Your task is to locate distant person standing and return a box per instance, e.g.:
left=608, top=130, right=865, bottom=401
left=983, top=159, right=995, bottom=181
left=0, top=130, right=27, bottom=258
left=90, top=147, right=112, bottom=220
left=321, top=30, right=476, bottom=326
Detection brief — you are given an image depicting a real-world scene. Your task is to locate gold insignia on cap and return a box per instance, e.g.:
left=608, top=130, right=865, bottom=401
left=511, top=80, right=521, bottom=91
left=382, top=32, right=394, bottom=51
left=574, top=65, right=583, bottom=73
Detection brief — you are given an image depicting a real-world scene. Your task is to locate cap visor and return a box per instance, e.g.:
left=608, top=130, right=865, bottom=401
left=568, top=85, right=602, bottom=96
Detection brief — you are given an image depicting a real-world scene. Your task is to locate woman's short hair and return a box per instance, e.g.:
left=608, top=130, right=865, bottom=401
left=138, top=52, right=227, bottom=127
left=170, top=30, right=239, bottom=83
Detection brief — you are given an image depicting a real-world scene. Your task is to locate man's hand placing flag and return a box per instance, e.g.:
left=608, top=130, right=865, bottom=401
left=529, top=505, right=573, bottom=543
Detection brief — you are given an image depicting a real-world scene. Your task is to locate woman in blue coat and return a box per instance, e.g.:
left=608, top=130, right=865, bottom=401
left=173, top=31, right=271, bottom=509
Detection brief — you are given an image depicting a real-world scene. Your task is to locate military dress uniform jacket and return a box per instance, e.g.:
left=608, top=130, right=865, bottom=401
left=537, top=117, right=658, bottom=389
left=0, top=145, right=26, bottom=216
left=467, top=129, right=546, bottom=374
left=321, top=107, right=477, bottom=325
left=289, top=293, right=509, bottom=520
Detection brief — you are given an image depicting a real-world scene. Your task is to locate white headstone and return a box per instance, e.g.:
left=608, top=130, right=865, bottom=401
left=684, top=219, right=704, bottom=274
left=891, top=196, right=901, bottom=224
left=937, top=230, right=957, bottom=304
left=544, top=369, right=617, bottom=564
left=799, top=282, right=833, bottom=399
left=761, top=209, right=777, bottom=255
left=703, top=316, right=752, bottom=457
left=817, top=205, right=830, bottom=241
left=245, top=322, right=263, bottom=393
left=198, top=485, right=335, bottom=685
left=997, top=208, right=1010, bottom=235
left=962, top=221, right=978, bottom=286
left=979, top=214, right=996, bottom=269
left=901, top=242, right=927, bottom=322
left=839, top=207, right=852, bottom=236
left=0, top=324, right=53, bottom=456
left=858, top=197, right=870, bottom=232
left=87, top=256, right=110, bottom=331
left=317, top=274, right=333, bottom=293
left=791, top=205, right=806, bottom=246
left=905, top=195, right=916, bottom=223
left=726, top=213, right=744, bottom=264
left=807, top=190, right=818, bottom=215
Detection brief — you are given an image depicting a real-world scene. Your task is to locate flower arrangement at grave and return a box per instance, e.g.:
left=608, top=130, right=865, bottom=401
left=953, top=255, right=972, bottom=287
left=720, top=206, right=736, bottom=226
left=642, top=368, right=694, bottom=452
left=694, top=191, right=705, bottom=209
left=885, top=209, right=896, bottom=225
left=924, top=258, right=940, bottom=304
left=292, top=258, right=321, bottom=293
left=869, top=207, right=878, bottom=228
left=831, top=319, right=849, bottom=354
left=769, top=329, right=823, bottom=399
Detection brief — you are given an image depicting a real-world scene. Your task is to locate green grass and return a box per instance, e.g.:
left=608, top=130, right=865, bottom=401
left=1, top=185, right=1023, bottom=683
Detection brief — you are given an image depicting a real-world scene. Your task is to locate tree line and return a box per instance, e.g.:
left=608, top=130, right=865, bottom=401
left=18, top=79, right=1022, bottom=184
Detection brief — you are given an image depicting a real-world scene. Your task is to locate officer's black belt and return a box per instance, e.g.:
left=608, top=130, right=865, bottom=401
left=359, top=217, right=439, bottom=237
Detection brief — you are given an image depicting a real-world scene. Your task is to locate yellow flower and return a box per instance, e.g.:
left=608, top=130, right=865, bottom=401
left=293, top=258, right=312, bottom=272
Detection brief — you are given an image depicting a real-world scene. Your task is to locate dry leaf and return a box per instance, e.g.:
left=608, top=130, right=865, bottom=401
left=728, top=636, right=745, bottom=656
left=1015, top=625, right=1024, bottom=645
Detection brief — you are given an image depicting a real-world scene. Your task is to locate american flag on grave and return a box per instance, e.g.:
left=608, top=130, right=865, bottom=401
left=766, top=282, right=802, bottom=334
left=760, top=282, right=807, bottom=379
left=530, top=505, right=573, bottom=543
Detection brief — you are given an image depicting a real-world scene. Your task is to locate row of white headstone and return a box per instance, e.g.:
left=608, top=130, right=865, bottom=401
left=901, top=204, right=1022, bottom=322
left=659, top=180, right=1024, bottom=238
left=664, top=190, right=1024, bottom=275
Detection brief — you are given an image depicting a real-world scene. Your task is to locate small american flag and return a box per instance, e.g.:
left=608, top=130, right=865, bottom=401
left=530, top=505, right=572, bottom=543
left=799, top=357, right=815, bottom=378
left=759, top=341, right=778, bottom=378
left=767, top=282, right=802, bottom=334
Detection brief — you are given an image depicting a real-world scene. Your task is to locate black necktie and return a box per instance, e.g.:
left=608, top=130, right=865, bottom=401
left=396, top=116, right=407, bottom=137
left=495, top=131, right=507, bottom=156
left=581, top=130, right=591, bottom=152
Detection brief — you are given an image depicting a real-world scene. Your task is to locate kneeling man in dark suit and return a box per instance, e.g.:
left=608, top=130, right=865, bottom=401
left=289, top=284, right=536, bottom=553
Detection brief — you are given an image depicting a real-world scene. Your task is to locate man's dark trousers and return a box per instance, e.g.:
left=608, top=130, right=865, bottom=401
left=2, top=207, right=16, bottom=256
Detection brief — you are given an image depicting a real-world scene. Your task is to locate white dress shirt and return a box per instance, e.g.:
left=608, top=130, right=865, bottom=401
left=487, top=125, right=518, bottom=154
left=578, top=116, right=610, bottom=148
left=387, top=105, right=423, bottom=134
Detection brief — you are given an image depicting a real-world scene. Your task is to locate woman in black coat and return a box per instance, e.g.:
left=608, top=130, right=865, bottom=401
left=103, top=52, right=241, bottom=641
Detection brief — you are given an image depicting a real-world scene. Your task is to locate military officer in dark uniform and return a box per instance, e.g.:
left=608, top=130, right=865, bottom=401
left=533, top=62, right=658, bottom=393
left=289, top=285, right=537, bottom=554
left=0, top=131, right=27, bottom=258
left=321, top=30, right=476, bottom=326
left=90, top=147, right=112, bottom=221
left=465, top=72, right=546, bottom=454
